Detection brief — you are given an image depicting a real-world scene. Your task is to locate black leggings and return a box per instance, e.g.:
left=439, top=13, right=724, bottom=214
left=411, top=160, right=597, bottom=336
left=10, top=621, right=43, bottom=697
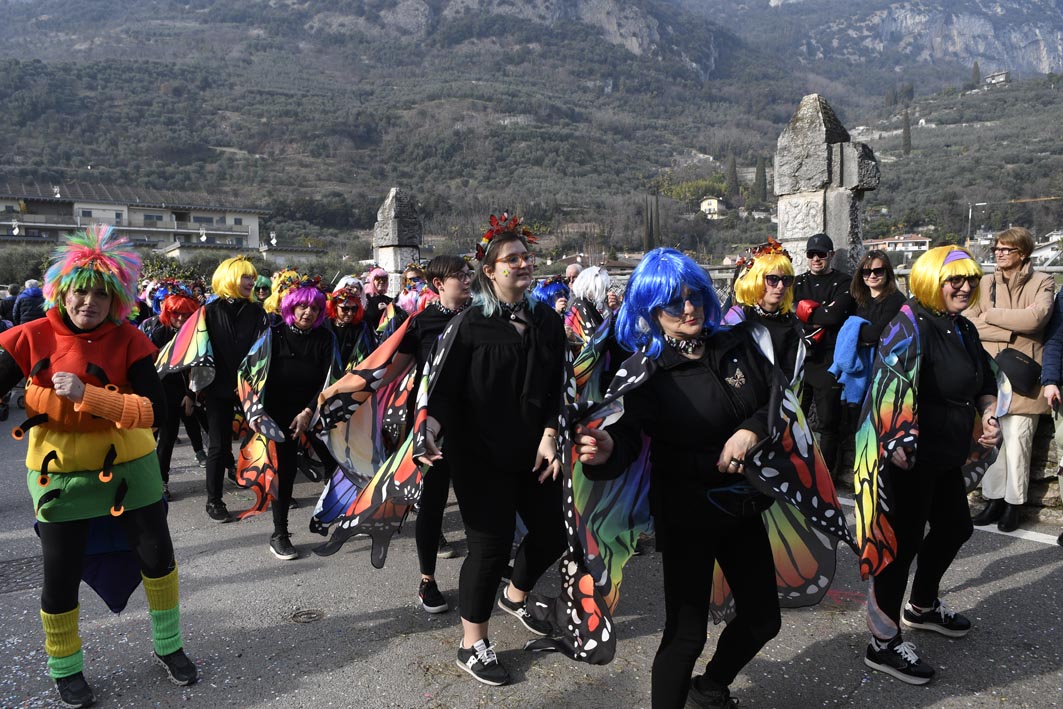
left=272, top=438, right=300, bottom=534
left=156, top=401, right=205, bottom=481
left=802, top=380, right=843, bottom=470
left=416, top=459, right=451, bottom=576
left=450, top=464, right=565, bottom=623
left=872, top=462, right=973, bottom=630
left=204, top=397, right=238, bottom=504
left=39, top=500, right=175, bottom=614
left=652, top=513, right=781, bottom=709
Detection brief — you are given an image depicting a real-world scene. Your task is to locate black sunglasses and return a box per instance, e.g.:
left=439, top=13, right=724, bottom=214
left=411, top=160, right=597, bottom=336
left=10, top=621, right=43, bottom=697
left=806, top=251, right=829, bottom=259
left=945, top=275, right=980, bottom=289
left=861, top=267, right=886, bottom=278
left=764, top=274, right=795, bottom=288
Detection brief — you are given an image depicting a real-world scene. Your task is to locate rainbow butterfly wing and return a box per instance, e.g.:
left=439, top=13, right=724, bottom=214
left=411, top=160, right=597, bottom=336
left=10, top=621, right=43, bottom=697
left=155, top=306, right=214, bottom=391
left=236, top=329, right=285, bottom=442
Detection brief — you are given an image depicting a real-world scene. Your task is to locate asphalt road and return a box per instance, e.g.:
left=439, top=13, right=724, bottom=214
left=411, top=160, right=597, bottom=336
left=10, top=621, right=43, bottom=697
left=0, top=409, right=1060, bottom=709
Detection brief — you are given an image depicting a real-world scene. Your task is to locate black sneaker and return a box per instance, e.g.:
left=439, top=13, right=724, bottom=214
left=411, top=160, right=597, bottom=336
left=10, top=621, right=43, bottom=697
left=270, top=532, right=299, bottom=560
left=455, top=638, right=509, bottom=686
left=55, top=671, right=95, bottom=708
left=686, top=675, right=738, bottom=708
left=864, top=635, right=935, bottom=685
left=902, top=600, right=971, bottom=638
left=437, top=535, right=458, bottom=559
left=498, top=589, right=551, bottom=636
left=195, top=450, right=207, bottom=467
left=153, top=648, right=198, bottom=686
left=205, top=500, right=230, bottom=522
left=162, top=484, right=173, bottom=502
left=418, top=578, right=449, bottom=614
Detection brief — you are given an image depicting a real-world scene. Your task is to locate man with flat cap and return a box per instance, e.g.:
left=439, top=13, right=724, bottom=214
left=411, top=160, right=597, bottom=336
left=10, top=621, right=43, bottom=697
left=793, top=233, right=854, bottom=478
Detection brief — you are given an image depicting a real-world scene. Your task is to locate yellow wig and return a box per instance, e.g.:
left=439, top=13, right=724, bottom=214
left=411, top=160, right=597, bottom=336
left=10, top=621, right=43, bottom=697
left=264, top=268, right=299, bottom=314
left=211, top=256, right=257, bottom=300
left=908, top=245, right=982, bottom=313
left=733, top=251, right=796, bottom=314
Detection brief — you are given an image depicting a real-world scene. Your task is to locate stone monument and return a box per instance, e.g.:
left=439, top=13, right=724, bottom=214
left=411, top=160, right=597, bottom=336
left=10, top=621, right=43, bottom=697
left=373, top=187, right=422, bottom=297
left=774, top=94, right=880, bottom=273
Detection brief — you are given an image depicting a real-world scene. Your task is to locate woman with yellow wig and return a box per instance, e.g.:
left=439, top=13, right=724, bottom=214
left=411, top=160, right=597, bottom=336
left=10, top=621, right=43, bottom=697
left=855, top=245, right=1005, bottom=686
left=723, top=240, right=803, bottom=384
left=201, top=256, right=267, bottom=521
left=0, top=225, right=196, bottom=707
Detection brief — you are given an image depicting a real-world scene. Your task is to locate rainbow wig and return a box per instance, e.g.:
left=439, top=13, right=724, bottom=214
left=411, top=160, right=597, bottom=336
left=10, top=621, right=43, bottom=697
left=533, top=276, right=570, bottom=309
left=211, top=256, right=257, bottom=300
left=364, top=268, right=389, bottom=296
left=616, top=248, right=721, bottom=359
left=732, top=251, right=795, bottom=314
left=909, top=245, right=983, bottom=313
left=281, top=284, right=327, bottom=329
left=263, top=268, right=298, bottom=314
left=571, top=266, right=611, bottom=313
left=43, top=224, right=142, bottom=323
left=159, top=294, right=200, bottom=328
left=326, top=285, right=365, bottom=324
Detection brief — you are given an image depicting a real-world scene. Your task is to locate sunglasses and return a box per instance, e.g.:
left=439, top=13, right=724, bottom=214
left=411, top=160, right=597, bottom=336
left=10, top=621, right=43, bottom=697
left=338, top=305, right=359, bottom=313
left=494, top=253, right=537, bottom=269
left=659, top=291, right=705, bottom=317
left=806, top=251, right=829, bottom=259
left=945, top=275, right=980, bottom=289
left=861, top=267, right=886, bottom=278
left=764, top=274, right=795, bottom=288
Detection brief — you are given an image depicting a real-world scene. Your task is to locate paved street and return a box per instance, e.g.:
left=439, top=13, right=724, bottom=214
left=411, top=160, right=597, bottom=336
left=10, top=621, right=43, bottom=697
left=0, top=408, right=1061, bottom=708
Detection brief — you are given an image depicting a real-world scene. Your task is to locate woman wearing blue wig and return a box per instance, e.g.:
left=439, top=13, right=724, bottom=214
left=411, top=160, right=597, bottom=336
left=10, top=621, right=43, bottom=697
left=577, top=248, right=783, bottom=709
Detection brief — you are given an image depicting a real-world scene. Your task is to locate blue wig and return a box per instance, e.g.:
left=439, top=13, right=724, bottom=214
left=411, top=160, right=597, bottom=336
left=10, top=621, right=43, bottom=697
left=615, top=248, right=721, bottom=359
left=532, top=277, right=570, bottom=309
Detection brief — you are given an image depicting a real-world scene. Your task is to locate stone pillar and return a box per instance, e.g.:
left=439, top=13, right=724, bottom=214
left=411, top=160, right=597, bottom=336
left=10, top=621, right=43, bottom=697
left=774, top=94, right=880, bottom=274
left=373, top=188, right=422, bottom=297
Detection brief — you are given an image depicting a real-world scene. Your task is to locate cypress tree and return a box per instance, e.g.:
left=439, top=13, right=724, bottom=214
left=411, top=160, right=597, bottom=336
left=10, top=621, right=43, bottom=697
left=753, top=157, right=767, bottom=204
left=902, top=109, right=912, bottom=156
left=725, top=155, right=739, bottom=199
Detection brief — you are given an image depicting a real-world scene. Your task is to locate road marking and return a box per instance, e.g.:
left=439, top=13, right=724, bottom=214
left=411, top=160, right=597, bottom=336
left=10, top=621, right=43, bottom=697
left=836, top=496, right=1060, bottom=547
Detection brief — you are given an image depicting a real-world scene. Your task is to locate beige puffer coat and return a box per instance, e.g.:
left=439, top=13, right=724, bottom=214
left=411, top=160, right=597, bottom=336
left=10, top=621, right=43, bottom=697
left=965, top=261, right=1055, bottom=415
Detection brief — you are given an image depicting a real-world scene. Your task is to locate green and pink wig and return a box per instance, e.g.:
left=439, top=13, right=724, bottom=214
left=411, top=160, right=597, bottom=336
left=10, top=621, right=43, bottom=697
left=43, top=224, right=142, bottom=323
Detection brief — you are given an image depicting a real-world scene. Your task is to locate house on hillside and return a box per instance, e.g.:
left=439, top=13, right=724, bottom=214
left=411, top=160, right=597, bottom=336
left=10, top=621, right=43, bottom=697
left=985, top=71, right=1010, bottom=86
left=864, top=233, right=931, bottom=260
left=699, top=196, right=726, bottom=220
left=0, top=180, right=267, bottom=249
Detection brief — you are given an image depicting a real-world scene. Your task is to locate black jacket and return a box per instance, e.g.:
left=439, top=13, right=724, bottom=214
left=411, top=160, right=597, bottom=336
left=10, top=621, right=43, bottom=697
left=203, top=298, right=267, bottom=400
left=793, top=270, right=853, bottom=382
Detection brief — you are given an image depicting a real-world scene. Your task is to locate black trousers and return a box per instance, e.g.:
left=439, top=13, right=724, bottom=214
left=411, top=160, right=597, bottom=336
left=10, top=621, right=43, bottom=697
left=872, top=461, right=974, bottom=630
left=272, top=438, right=300, bottom=534
left=416, top=459, right=451, bottom=576
left=156, top=401, right=205, bottom=481
left=802, top=378, right=843, bottom=471
left=450, top=463, right=565, bottom=624
left=204, top=396, right=238, bottom=504
left=39, top=500, right=175, bottom=614
left=651, top=513, right=781, bottom=709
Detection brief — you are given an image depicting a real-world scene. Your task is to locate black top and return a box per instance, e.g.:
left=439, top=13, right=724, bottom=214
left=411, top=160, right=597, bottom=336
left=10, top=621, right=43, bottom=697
left=149, top=322, right=192, bottom=406
left=398, top=303, right=460, bottom=369
left=262, top=323, right=335, bottom=436
left=855, top=291, right=906, bottom=347
left=909, top=301, right=996, bottom=468
left=583, top=326, right=773, bottom=533
left=328, top=320, right=375, bottom=367
left=366, top=294, right=392, bottom=327
left=741, top=306, right=802, bottom=383
left=429, top=303, right=566, bottom=471
left=204, top=298, right=266, bottom=400
left=793, top=270, right=854, bottom=380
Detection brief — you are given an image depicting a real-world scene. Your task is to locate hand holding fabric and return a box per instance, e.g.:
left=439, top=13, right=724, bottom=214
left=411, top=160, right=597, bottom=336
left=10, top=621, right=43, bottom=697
left=290, top=409, right=312, bottom=437
left=979, top=411, right=1002, bottom=448
left=717, top=428, right=759, bottom=473
left=417, top=414, right=443, bottom=466
left=576, top=425, right=612, bottom=465
left=890, top=446, right=915, bottom=470
left=1044, top=384, right=1061, bottom=409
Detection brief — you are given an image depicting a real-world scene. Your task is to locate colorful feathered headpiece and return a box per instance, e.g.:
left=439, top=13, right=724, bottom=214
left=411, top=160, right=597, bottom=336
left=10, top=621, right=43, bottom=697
left=732, top=237, right=790, bottom=274
left=44, top=224, right=142, bottom=323
left=275, top=272, right=325, bottom=295
left=474, top=212, right=538, bottom=262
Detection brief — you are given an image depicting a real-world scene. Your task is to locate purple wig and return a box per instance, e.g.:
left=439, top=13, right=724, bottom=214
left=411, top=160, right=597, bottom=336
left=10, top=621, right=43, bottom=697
left=280, top=284, right=327, bottom=329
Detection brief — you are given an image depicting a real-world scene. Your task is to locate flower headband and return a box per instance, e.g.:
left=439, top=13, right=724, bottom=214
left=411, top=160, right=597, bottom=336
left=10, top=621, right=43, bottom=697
left=733, top=237, right=791, bottom=274
left=275, top=272, right=326, bottom=294
left=329, top=285, right=363, bottom=308
left=475, top=212, right=538, bottom=262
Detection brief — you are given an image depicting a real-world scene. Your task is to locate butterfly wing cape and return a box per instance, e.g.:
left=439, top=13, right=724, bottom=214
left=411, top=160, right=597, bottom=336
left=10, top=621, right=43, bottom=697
left=155, top=305, right=214, bottom=391
left=310, top=317, right=419, bottom=566
left=853, top=303, right=1011, bottom=581
left=528, top=324, right=854, bottom=664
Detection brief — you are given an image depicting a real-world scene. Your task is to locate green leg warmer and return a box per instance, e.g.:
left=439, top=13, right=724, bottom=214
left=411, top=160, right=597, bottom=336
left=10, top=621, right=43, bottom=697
left=142, top=567, right=183, bottom=656
left=40, top=607, right=84, bottom=679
